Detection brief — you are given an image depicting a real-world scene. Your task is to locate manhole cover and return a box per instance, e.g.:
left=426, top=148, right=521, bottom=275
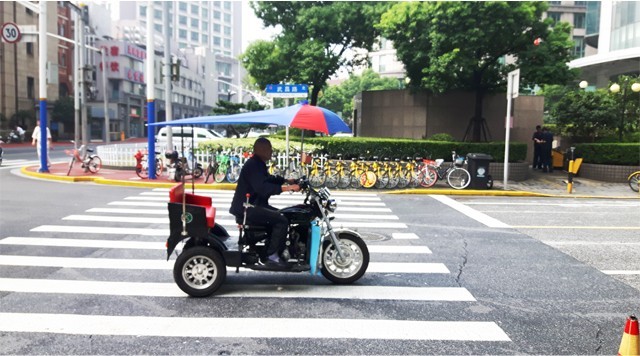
left=359, top=232, right=389, bottom=242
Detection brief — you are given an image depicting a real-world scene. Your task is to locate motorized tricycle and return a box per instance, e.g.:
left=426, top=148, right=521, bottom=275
left=166, top=177, right=370, bottom=297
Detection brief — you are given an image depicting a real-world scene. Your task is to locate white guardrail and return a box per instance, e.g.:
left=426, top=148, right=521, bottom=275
left=96, top=143, right=310, bottom=169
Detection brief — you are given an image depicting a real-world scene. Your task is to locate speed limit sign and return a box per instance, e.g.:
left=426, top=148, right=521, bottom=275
left=1, top=22, right=21, bottom=44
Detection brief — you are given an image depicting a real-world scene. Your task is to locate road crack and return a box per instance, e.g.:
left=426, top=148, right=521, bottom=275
left=455, top=239, right=468, bottom=287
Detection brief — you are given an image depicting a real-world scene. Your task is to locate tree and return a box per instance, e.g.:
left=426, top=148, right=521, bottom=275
left=318, top=69, right=401, bottom=123
left=51, top=96, right=75, bottom=126
left=243, top=2, right=390, bottom=105
left=551, top=89, right=617, bottom=141
left=378, top=1, right=577, bottom=141
left=210, top=100, right=268, bottom=138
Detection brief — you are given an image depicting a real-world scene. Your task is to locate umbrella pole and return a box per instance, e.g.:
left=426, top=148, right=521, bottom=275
left=300, top=129, right=305, bottom=172
left=285, top=126, right=290, bottom=174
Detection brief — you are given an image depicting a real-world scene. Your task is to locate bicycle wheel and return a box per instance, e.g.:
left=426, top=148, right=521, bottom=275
left=419, top=166, right=438, bottom=188
left=409, top=169, right=421, bottom=188
left=87, top=156, right=102, bottom=173
left=374, top=171, right=389, bottom=189
left=193, top=166, right=203, bottom=179
left=136, top=162, right=148, bottom=179
left=214, top=167, right=227, bottom=183
left=66, top=157, right=75, bottom=176
left=360, top=171, right=377, bottom=189
left=226, top=164, right=241, bottom=183
left=324, top=167, right=338, bottom=189
left=155, top=158, right=164, bottom=177
left=447, top=168, right=471, bottom=190
left=629, top=172, right=640, bottom=192
left=337, top=168, right=352, bottom=189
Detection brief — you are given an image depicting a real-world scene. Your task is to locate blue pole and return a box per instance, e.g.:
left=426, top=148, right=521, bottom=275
left=147, top=100, right=156, bottom=179
left=38, top=99, right=49, bottom=173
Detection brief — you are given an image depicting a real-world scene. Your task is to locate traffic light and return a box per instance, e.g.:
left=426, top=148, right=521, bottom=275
left=171, top=59, right=181, bottom=82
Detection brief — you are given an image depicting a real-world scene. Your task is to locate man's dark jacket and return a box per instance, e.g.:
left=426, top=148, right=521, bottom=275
left=229, top=155, right=284, bottom=218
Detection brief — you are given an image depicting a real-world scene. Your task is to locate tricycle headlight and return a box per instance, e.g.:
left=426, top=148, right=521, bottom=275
left=326, top=199, right=337, bottom=213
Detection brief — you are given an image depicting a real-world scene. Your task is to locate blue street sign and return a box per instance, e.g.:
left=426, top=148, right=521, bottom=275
left=265, top=84, right=309, bottom=98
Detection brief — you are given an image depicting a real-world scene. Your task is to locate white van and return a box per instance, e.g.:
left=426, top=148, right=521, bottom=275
left=155, top=126, right=224, bottom=146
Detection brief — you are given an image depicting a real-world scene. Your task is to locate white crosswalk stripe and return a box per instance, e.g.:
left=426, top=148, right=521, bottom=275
left=0, top=188, right=511, bottom=344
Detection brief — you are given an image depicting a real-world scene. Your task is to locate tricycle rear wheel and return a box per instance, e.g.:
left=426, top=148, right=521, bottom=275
left=173, top=246, right=226, bottom=297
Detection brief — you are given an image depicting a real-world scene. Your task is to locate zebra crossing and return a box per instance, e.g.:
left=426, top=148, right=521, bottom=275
left=0, top=188, right=511, bottom=344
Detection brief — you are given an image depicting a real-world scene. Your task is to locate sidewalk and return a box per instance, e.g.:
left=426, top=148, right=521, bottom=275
left=20, top=161, right=639, bottom=199
left=1, top=137, right=149, bottom=149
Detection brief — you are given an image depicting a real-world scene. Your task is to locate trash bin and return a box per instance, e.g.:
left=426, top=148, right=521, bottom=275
left=466, top=153, right=493, bottom=189
left=552, top=149, right=564, bottom=169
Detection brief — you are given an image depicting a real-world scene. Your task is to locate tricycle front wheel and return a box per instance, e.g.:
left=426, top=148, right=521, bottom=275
left=173, top=246, right=226, bottom=297
left=321, top=234, right=369, bottom=284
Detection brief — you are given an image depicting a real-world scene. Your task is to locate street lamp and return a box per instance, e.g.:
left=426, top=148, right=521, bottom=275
left=579, top=80, right=588, bottom=89
left=609, top=78, right=640, bottom=141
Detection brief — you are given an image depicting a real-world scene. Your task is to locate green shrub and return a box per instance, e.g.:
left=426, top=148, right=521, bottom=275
left=574, top=143, right=640, bottom=165
left=428, top=133, right=457, bottom=142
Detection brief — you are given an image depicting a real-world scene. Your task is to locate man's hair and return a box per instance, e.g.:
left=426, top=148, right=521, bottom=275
left=536, top=125, right=541, bottom=130
left=253, top=137, right=271, bottom=151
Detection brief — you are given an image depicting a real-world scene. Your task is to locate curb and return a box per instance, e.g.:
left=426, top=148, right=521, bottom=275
left=19, top=165, right=639, bottom=199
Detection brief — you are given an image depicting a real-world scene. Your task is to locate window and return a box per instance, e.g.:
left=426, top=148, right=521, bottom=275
left=26, top=8, right=33, bottom=15
left=202, top=21, right=209, bottom=31
left=191, top=18, right=199, bottom=28
left=202, top=8, right=209, bottom=17
left=223, top=1, right=231, bottom=10
left=179, top=15, right=187, bottom=25
left=154, top=9, right=162, bottom=20
left=224, top=26, right=231, bottom=36
left=58, top=24, right=65, bottom=36
left=224, top=13, right=231, bottom=23
left=574, top=13, right=585, bottom=29
left=213, top=37, right=221, bottom=46
left=26, top=42, right=34, bottom=56
left=140, top=5, right=147, bottom=16
left=574, top=1, right=587, bottom=6
left=191, top=32, right=199, bottom=41
left=154, top=24, right=163, bottom=33
left=223, top=38, right=231, bottom=48
left=179, top=2, right=187, bottom=11
left=547, top=12, right=562, bottom=24
left=548, top=1, right=561, bottom=5
left=27, top=77, right=35, bottom=99
left=179, top=42, right=187, bottom=49
left=214, top=1, right=221, bottom=8
left=179, top=29, right=187, bottom=39
left=213, top=23, right=221, bottom=32
left=213, top=11, right=221, bottom=20
left=60, top=53, right=66, bottom=67
left=224, top=51, right=231, bottom=56
left=202, top=34, right=209, bottom=44
left=573, top=36, right=585, bottom=58
left=191, top=4, right=199, bottom=15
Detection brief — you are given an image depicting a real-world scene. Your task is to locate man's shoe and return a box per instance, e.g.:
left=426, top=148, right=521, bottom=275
left=265, top=253, right=289, bottom=268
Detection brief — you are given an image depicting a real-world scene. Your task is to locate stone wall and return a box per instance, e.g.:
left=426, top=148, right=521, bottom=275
left=578, top=163, right=640, bottom=183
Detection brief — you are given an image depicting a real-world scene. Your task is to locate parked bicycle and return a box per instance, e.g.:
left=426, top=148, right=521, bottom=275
left=165, top=147, right=203, bottom=182
left=134, top=149, right=163, bottom=179
left=420, top=151, right=471, bottom=189
left=628, top=170, right=640, bottom=192
left=65, top=141, right=101, bottom=176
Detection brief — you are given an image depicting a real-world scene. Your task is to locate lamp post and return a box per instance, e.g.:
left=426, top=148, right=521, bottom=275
left=609, top=78, right=640, bottom=142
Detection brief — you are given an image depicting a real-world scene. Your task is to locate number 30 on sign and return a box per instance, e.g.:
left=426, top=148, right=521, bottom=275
left=1, top=22, right=21, bottom=44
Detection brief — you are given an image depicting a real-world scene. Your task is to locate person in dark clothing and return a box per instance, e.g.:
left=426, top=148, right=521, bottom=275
left=230, top=137, right=301, bottom=267
left=532, top=125, right=544, bottom=169
left=540, top=127, right=554, bottom=173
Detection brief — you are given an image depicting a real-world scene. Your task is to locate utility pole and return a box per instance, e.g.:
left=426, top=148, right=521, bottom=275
left=73, top=8, right=80, bottom=145
left=164, top=1, right=173, bottom=151
left=37, top=0, right=49, bottom=172
left=79, top=4, right=88, bottom=148
left=101, top=48, right=109, bottom=143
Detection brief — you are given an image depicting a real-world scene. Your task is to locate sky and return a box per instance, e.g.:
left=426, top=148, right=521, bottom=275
left=241, top=1, right=280, bottom=52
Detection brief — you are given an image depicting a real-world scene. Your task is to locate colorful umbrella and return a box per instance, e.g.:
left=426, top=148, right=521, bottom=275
left=149, top=101, right=351, bottom=135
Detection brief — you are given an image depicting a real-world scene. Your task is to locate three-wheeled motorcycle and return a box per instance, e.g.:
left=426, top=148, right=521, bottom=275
left=166, top=177, right=370, bottom=297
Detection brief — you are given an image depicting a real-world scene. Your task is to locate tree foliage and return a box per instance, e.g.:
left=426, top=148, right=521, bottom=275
left=51, top=96, right=75, bottom=126
left=242, top=2, right=390, bottom=105
left=377, top=1, right=577, bottom=141
left=210, top=100, right=268, bottom=138
left=318, top=69, right=400, bottom=123
left=551, top=89, right=617, bottom=140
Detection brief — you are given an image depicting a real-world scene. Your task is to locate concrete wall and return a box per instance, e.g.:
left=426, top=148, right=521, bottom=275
left=357, top=89, right=544, bottom=163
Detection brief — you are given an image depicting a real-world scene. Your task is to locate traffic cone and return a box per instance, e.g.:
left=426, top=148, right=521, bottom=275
left=619, top=315, right=639, bottom=356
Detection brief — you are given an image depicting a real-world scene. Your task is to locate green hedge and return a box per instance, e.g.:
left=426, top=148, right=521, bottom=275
left=302, top=137, right=527, bottom=162
left=574, top=143, right=640, bottom=165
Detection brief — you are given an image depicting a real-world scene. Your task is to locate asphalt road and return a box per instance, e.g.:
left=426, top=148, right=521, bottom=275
left=0, top=168, right=639, bottom=355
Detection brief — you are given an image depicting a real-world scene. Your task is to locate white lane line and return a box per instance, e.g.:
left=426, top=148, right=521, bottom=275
left=0, top=313, right=511, bottom=341
left=464, top=202, right=640, bottom=208
left=106, top=201, right=392, bottom=212
left=124, top=196, right=387, bottom=206
left=602, top=270, right=640, bottom=275
left=512, top=226, right=640, bottom=230
left=430, top=196, right=510, bottom=228
left=151, top=188, right=381, bottom=197
left=60, top=215, right=408, bottom=229
left=0, top=256, right=448, bottom=273
left=87, top=208, right=167, bottom=215
left=392, top=233, right=420, bottom=240
left=31, top=225, right=172, bottom=236
left=129, top=195, right=382, bottom=202
left=0, top=278, right=473, bottom=301
left=544, top=241, right=640, bottom=246
left=1, top=237, right=431, bottom=254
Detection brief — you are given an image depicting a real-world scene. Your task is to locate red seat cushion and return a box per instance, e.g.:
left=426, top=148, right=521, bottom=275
left=169, top=183, right=215, bottom=228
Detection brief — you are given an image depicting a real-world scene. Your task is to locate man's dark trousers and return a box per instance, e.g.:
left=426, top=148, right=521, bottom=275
left=245, top=206, right=288, bottom=255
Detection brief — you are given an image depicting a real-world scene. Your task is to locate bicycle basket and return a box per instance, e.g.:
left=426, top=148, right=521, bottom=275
left=454, top=157, right=465, bottom=167
left=301, top=152, right=312, bottom=165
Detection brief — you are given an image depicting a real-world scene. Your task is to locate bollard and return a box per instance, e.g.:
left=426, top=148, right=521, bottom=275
left=567, top=160, right=574, bottom=194
left=120, top=131, right=125, bottom=141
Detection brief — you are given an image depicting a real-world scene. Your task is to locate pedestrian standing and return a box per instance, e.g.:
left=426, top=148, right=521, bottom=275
left=31, top=121, right=52, bottom=167
left=540, top=127, right=554, bottom=173
left=532, top=125, right=543, bottom=169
